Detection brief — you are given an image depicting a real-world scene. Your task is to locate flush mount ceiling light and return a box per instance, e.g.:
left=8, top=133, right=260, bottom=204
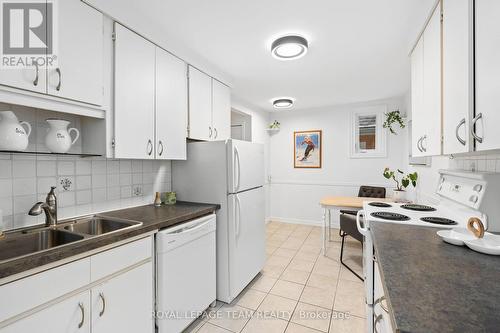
left=271, top=35, right=308, bottom=60
left=272, top=98, right=294, bottom=109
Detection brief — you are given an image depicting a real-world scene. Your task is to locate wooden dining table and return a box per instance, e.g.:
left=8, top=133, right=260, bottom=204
left=319, top=196, right=392, bottom=255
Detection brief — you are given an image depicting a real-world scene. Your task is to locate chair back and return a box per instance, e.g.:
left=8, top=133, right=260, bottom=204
left=358, top=186, right=386, bottom=198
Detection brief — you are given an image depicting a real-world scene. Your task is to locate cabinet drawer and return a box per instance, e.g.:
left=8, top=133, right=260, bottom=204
left=0, top=258, right=90, bottom=323
left=90, top=236, right=152, bottom=282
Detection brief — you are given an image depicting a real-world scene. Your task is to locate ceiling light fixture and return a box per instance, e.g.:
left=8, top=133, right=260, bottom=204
left=272, top=98, right=294, bottom=109
left=271, top=35, right=308, bottom=60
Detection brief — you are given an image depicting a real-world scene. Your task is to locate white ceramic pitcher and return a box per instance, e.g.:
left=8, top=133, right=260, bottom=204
left=0, top=111, right=32, bottom=151
left=45, top=119, right=80, bottom=153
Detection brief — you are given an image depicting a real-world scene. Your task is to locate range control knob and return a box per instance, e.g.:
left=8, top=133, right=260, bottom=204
left=473, top=184, right=483, bottom=192
left=469, top=195, right=479, bottom=203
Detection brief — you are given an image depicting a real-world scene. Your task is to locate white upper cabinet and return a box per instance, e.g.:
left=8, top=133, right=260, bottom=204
left=442, top=0, right=473, bottom=154
left=155, top=48, right=188, bottom=160
left=411, top=38, right=425, bottom=157
left=421, top=4, right=442, bottom=156
left=114, top=23, right=155, bottom=159
left=188, top=66, right=213, bottom=141
left=475, top=0, right=500, bottom=151
left=0, top=65, right=47, bottom=95
left=47, top=0, right=103, bottom=106
left=212, top=79, right=231, bottom=141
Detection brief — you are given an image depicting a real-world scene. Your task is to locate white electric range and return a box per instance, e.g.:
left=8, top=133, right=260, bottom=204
left=357, top=169, right=500, bottom=333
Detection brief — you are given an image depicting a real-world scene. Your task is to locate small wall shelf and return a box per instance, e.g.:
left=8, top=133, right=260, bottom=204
left=0, top=150, right=102, bottom=158
left=266, top=128, right=280, bottom=134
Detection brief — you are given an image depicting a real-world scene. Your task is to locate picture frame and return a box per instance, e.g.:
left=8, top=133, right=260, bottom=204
left=294, top=130, right=322, bottom=168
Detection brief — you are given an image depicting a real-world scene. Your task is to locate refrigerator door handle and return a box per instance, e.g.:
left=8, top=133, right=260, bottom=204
left=235, top=193, right=241, bottom=242
left=234, top=145, right=241, bottom=192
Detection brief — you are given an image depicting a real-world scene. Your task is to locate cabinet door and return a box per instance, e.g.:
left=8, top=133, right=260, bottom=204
left=442, top=0, right=473, bottom=154
left=411, top=37, right=425, bottom=157
left=212, top=79, right=231, bottom=141
left=0, top=65, right=46, bottom=94
left=155, top=48, right=188, bottom=160
left=0, top=291, right=90, bottom=333
left=47, top=0, right=103, bottom=105
left=475, top=0, right=500, bottom=151
left=114, top=23, right=155, bottom=159
left=421, top=5, right=442, bottom=156
left=188, top=66, right=212, bottom=141
left=92, top=262, right=153, bottom=333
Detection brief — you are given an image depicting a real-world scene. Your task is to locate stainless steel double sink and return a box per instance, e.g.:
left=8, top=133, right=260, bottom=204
left=0, top=216, right=143, bottom=263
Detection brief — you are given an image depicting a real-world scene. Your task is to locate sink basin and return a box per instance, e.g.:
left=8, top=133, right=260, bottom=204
left=0, top=229, right=84, bottom=262
left=64, top=217, right=142, bottom=236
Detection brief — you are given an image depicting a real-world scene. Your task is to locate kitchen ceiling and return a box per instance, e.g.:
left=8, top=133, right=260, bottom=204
left=107, top=0, right=435, bottom=111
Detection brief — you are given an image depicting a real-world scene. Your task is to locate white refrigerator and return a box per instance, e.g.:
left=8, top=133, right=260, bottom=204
left=172, top=139, right=265, bottom=303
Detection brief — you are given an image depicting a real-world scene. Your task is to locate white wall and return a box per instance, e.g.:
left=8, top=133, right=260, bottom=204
left=268, top=97, right=408, bottom=226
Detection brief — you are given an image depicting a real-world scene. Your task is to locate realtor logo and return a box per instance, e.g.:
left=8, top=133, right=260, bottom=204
left=1, top=0, right=57, bottom=68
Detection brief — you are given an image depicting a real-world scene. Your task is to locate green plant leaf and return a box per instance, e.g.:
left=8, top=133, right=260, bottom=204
left=402, top=178, right=410, bottom=188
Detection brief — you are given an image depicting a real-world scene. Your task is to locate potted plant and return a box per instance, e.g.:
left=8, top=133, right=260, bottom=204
left=383, top=110, right=405, bottom=135
left=383, top=168, right=418, bottom=202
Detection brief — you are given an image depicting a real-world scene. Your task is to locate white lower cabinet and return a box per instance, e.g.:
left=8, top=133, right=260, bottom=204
left=374, top=263, right=393, bottom=333
left=0, top=291, right=91, bottom=333
left=92, top=262, right=153, bottom=333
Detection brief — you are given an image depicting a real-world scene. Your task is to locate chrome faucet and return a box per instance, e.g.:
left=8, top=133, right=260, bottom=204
left=29, top=186, right=58, bottom=227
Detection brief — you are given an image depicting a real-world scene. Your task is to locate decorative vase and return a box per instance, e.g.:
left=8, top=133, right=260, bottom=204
left=392, top=189, right=406, bottom=202
left=0, top=111, right=32, bottom=151
left=162, top=192, right=177, bottom=205
left=45, top=119, right=80, bottom=153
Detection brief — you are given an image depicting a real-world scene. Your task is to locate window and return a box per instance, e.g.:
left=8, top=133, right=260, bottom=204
left=350, top=105, right=387, bottom=158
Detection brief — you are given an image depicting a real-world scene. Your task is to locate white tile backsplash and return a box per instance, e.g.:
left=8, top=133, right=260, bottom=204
left=0, top=154, right=172, bottom=230
left=450, top=152, right=500, bottom=173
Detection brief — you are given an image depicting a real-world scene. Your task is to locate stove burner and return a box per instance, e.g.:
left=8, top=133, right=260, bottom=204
left=368, top=202, right=392, bottom=208
left=371, top=212, right=410, bottom=221
left=401, top=204, right=436, bottom=212
left=421, top=217, right=458, bottom=225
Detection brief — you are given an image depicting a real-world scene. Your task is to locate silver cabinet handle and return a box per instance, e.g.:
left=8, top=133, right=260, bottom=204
left=99, top=292, right=106, bottom=317
left=33, top=62, right=39, bottom=86
left=373, top=314, right=383, bottom=333
left=209, top=126, right=213, bottom=139
left=78, top=302, right=85, bottom=329
left=158, top=140, right=164, bottom=156
left=421, top=135, right=427, bottom=152
left=214, top=127, right=218, bottom=139
left=56, top=68, right=61, bottom=91
left=456, top=118, right=466, bottom=146
left=471, top=113, right=483, bottom=143
left=375, top=296, right=389, bottom=313
left=147, top=139, right=153, bottom=156
left=416, top=137, right=423, bottom=152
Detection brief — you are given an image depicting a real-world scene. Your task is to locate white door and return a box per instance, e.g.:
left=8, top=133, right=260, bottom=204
left=227, top=140, right=264, bottom=193
left=47, top=0, right=103, bottom=106
left=475, top=0, right=500, bottom=151
left=0, top=65, right=46, bottom=94
left=228, top=187, right=265, bottom=299
left=421, top=5, right=442, bottom=156
left=188, top=66, right=212, bottom=141
left=0, top=291, right=90, bottom=333
left=114, top=23, right=155, bottom=159
left=411, top=37, right=425, bottom=157
left=212, top=79, right=231, bottom=141
left=442, top=0, right=473, bottom=154
left=92, top=262, right=153, bottom=333
left=155, top=47, right=188, bottom=160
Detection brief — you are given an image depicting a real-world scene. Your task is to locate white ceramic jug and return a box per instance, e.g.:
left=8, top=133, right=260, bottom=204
left=45, top=119, right=80, bottom=153
left=0, top=111, right=32, bottom=151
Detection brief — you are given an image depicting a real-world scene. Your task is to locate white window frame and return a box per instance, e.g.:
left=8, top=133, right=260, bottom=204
left=349, top=105, right=387, bottom=158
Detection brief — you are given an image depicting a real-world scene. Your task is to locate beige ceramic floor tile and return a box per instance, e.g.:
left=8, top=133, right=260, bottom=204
left=268, top=239, right=286, bottom=248
left=285, top=322, right=323, bottom=333
left=266, top=246, right=279, bottom=255
left=195, top=322, right=233, bottom=333
left=338, top=267, right=363, bottom=283
left=270, top=279, right=305, bottom=300
left=333, top=293, right=366, bottom=318
left=299, top=244, right=321, bottom=254
left=267, top=255, right=292, bottom=267
left=289, top=258, right=315, bottom=272
left=315, top=256, right=341, bottom=268
left=270, top=233, right=290, bottom=242
left=300, top=285, right=335, bottom=309
left=281, top=268, right=311, bottom=285
left=306, top=273, right=337, bottom=292
left=294, top=250, right=320, bottom=262
left=336, top=279, right=364, bottom=298
left=312, top=263, right=340, bottom=278
left=329, top=315, right=366, bottom=333
left=262, top=263, right=286, bottom=278
left=249, top=274, right=277, bottom=293
left=274, top=247, right=298, bottom=259
left=207, top=304, right=253, bottom=332
left=256, top=294, right=297, bottom=321
left=183, top=318, right=205, bottom=333
left=291, top=302, right=332, bottom=332
left=234, top=288, right=267, bottom=310
left=241, top=316, right=288, bottom=333
left=281, top=237, right=305, bottom=250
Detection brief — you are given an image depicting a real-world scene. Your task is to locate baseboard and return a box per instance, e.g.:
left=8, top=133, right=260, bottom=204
left=266, top=216, right=340, bottom=229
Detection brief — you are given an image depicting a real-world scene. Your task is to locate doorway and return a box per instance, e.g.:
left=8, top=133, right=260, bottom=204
left=231, top=109, right=252, bottom=141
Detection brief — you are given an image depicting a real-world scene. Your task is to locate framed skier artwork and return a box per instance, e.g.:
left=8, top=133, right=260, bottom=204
left=294, top=130, right=322, bottom=168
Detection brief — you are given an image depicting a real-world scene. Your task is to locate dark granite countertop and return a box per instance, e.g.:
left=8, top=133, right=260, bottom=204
left=371, top=222, right=500, bottom=333
left=0, top=201, right=219, bottom=281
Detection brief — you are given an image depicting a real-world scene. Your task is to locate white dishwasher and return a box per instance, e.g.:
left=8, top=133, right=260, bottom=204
left=156, top=213, right=216, bottom=333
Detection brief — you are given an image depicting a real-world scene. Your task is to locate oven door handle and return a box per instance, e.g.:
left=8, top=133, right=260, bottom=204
left=356, top=210, right=368, bottom=236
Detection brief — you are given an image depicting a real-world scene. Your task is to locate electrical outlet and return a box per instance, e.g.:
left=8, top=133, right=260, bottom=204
left=133, top=186, right=142, bottom=196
